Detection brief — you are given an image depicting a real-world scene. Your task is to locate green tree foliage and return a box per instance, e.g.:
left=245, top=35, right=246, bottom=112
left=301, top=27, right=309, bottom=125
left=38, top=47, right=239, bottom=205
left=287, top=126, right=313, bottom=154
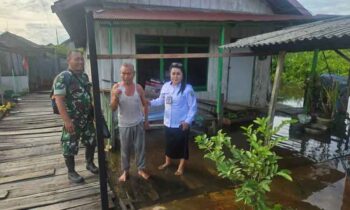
left=272, top=50, right=350, bottom=88
left=195, top=117, right=295, bottom=210
left=53, top=44, right=70, bottom=57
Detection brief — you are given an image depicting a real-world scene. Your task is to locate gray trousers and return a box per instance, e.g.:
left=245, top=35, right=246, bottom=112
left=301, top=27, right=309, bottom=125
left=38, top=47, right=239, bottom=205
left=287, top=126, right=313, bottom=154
left=119, top=122, right=145, bottom=171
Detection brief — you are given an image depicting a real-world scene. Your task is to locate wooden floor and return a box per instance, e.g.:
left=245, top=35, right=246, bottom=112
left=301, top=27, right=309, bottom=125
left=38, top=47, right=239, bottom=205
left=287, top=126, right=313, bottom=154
left=0, top=93, right=114, bottom=210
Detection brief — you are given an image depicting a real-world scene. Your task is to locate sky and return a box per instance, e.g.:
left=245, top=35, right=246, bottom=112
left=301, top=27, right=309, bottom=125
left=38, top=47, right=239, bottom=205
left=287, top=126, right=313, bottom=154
left=0, top=0, right=68, bottom=45
left=0, top=0, right=349, bottom=46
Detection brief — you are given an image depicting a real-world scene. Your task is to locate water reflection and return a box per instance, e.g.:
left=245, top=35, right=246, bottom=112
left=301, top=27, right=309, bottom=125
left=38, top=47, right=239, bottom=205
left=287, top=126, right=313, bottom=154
left=274, top=101, right=350, bottom=163
left=272, top=99, right=350, bottom=210
left=279, top=98, right=304, bottom=108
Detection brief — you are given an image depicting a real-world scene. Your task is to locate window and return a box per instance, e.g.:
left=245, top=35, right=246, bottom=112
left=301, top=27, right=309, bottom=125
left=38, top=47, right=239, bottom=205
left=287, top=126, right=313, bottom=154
left=136, top=35, right=209, bottom=91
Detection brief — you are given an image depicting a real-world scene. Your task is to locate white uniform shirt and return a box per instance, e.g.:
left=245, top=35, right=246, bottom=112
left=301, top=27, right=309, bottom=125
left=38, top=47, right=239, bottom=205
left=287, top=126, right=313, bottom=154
left=150, top=82, right=197, bottom=128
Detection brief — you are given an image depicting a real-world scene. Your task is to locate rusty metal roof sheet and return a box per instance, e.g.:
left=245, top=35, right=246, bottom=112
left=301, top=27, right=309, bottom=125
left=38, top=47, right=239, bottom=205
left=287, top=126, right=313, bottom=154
left=221, top=16, right=350, bottom=53
left=93, top=8, right=317, bottom=22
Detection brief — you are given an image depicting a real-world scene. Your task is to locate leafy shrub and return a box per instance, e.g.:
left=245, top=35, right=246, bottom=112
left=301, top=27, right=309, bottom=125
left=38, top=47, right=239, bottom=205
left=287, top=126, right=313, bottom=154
left=195, top=117, right=294, bottom=210
left=272, top=50, right=350, bottom=88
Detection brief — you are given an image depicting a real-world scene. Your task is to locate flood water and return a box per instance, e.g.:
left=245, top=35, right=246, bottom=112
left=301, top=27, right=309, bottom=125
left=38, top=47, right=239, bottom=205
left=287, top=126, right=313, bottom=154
left=269, top=93, right=350, bottom=210
left=110, top=88, right=350, bottom=210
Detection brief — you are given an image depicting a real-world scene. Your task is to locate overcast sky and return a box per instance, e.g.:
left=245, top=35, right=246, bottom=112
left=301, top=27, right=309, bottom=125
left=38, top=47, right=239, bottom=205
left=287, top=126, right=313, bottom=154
left=0, top=0, right=68, bottom=45
left=0, top=0, right=349, bottom=45
left=298, top=0, right=350, bottom=15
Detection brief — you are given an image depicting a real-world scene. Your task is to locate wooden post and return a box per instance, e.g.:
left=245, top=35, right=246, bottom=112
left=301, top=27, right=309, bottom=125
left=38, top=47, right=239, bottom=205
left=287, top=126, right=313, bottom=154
left=86, top=11, right=109, bottom=210
left=346, top=68, right=350, bottom=114
left=108, top=23, right=115, bottom=145
left=303, top=50, right=319, bottom=114
left=268, top=51, right=286, bottom=129
left=217, top=26, right=225, bottom=128
left=0, top=64, right=3, bottom=105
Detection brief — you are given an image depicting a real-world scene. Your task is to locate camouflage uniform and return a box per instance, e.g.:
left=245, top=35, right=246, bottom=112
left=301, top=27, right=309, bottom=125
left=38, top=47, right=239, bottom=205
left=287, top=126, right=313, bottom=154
left=53, top=70, right=96, bottom=156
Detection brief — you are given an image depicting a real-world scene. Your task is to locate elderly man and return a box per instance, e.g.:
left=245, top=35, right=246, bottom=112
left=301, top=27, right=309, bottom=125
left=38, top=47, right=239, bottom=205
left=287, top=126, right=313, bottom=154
left=110, top=63, right=150, bottom=182
left=53, top=50, right=98, bottom=183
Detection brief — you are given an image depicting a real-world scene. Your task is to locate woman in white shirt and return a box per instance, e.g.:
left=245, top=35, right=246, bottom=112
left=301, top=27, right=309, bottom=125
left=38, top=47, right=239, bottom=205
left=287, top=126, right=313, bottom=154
left=150, top=62, right=197, bottom=175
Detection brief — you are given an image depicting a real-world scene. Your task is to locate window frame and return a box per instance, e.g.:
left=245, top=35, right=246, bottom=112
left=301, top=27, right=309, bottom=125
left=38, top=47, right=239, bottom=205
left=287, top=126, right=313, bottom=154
left=135, top=35, right=209, bottom=91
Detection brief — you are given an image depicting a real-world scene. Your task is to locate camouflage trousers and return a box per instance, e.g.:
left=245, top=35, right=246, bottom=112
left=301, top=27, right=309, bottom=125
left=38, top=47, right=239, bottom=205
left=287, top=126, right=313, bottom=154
left=61, top=119, right=96, bottom=156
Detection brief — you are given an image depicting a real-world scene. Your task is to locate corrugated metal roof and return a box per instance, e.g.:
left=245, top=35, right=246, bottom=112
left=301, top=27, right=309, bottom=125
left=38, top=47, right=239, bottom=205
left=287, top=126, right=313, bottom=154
left=52, top=0, right=314, bottom=47
left=0, top=32, right=52, bottom=55
left=222, top=16, right=350, bottom=53
left=93, top=8, right=317, bottom=22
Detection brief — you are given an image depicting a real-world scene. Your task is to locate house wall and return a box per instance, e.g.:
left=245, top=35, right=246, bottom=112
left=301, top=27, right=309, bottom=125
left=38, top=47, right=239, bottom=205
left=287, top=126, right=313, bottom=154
left=0, top=76, right=29, bottom=93
left=223, top=26, right=273, bottom=107
left=93, top=23, right=222, bottom=100
left=0, top=49, right=62, bottom=92
left=90, top=21, right=272, bottom=107
left=251, top=56, right=271, bottom=107
left=0, top=51, right=29, bottom=93
left=28, top=55, right=63, bottom=91
left=104, top=0, right=274, bottom=14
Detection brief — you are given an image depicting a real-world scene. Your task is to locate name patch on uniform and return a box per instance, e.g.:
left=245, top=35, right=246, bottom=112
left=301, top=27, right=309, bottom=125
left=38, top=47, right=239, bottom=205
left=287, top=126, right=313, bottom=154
left=166, top=96, right=173, bottom=104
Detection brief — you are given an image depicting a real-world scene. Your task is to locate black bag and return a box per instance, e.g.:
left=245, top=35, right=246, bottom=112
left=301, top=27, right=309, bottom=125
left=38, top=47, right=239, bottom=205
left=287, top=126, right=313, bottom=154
left=51, top=97, right=59, bottom=114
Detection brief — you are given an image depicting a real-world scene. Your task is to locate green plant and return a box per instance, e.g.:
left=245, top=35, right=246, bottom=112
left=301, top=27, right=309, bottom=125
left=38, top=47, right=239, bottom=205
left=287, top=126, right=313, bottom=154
left=0, top=102, right=14, bottom=113
left=53, top=45, right=70, bottom=56
left=195, top=117, right=294, bottom=210
left=271, top=50, right=350, bottom=88
left=320, top=82, right=339, bottom=118
left=225, top=112, right=238, bottom=120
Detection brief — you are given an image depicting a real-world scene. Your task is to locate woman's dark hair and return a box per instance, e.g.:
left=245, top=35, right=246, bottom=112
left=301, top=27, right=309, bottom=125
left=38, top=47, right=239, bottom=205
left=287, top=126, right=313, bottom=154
left=169, top=62, right=186, bottom=95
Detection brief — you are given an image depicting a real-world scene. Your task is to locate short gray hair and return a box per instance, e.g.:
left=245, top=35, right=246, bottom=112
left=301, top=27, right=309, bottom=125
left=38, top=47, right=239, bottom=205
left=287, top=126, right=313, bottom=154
left=121, top=63, right=135, bottom=72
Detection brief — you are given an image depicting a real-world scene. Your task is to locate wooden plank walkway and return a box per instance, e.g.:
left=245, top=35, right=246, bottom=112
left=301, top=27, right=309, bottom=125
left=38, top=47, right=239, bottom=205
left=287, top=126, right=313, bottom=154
left=0, top=92, right=114, bottom=210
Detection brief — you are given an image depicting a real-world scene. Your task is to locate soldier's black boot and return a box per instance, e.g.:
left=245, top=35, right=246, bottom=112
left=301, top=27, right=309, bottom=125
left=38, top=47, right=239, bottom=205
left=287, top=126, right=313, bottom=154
left=64, top=155, right=84, bottom=183
left=85, top=145, right=99, bottom=174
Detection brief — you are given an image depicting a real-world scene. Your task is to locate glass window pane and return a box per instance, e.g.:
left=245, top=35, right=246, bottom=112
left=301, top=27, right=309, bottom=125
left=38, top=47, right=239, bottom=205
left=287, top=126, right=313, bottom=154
left=136, top=45, right=159, bottom=54
left=188, top=46, right=209, bottom=53
left=137, top=60, right=160, bottom=87
left=163, top=46, right=185, bottom=81
left=136, top=46, right=160, bottom=87
left=187, top=58, right=208, bottom=88
left=163, top=36, right=185, bottom=45
left=187, top=37, right=210, bottom=45
left=187, top=46, right=208, bottom=89
left=136, top=35, right=160, bottom=44
left=135, top=35, right=209, bottom=90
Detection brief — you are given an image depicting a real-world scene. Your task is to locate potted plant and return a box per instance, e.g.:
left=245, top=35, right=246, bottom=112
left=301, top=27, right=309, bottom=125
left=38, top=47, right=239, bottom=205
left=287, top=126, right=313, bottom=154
left=317, top=82, right=339, bottom=125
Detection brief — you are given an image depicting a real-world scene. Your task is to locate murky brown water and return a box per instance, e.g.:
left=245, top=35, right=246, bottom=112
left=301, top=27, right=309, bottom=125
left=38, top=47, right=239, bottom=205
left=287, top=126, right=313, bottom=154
left=108, top=116, right=350, bottom=210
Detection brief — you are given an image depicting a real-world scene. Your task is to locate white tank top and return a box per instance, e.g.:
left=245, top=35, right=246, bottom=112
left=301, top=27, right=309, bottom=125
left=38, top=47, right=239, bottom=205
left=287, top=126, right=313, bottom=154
left=117, top=84, right=144, bottom=127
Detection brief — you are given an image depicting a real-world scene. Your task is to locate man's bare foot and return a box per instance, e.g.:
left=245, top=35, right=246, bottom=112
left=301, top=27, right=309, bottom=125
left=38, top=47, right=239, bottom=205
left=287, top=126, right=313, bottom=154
left=138, top=170, right=150, bottom=180
left=118, top=171, right=129, bottom=182
left=174, top=169, right=184, bottom=176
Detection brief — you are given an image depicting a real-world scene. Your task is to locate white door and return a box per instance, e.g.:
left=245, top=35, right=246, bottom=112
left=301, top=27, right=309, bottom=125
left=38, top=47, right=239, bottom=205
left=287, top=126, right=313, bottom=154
left=227, top=53, right=255, bottom=105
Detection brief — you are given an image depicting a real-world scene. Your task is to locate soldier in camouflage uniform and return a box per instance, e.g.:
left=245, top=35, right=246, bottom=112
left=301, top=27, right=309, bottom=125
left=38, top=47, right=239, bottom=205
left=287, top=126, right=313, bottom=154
left=53, top=50, right=98, bottom=183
